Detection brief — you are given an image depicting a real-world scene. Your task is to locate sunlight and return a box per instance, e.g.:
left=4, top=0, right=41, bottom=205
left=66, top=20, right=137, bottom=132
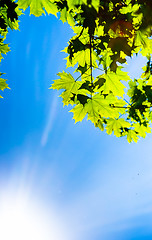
left=0, top=188, right=68, bottom=240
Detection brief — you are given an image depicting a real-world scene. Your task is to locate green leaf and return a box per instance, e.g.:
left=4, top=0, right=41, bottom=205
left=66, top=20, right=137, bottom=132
left=116, top=67, right=131, bottom=81
left=70, top=103, right=87, bottom=122
left=91, top=0, right=100, bottom=11
left=18, top=0, right=58, bottom=16
left=106, top=118, right=131, bottom=137
left=95, top=119, right=104, bottom=131
left=51, top=71, right=80, bottom=91
left=60, top=7, right=67, bottom=23
left=127, top=130, right=138, bottom=143
left=60, top=90, right=75, bottom=106
left=51, top=71, right=82, bottom=105
left=0, top=42, right=10, bottom=61
left=133, top=122, right=151, bottom=138
left=134, top=30, right=152, bottom=56
left=0, top=75, right=9, bottom=97
left=88, top=93, right=120, bottom=118
left=85, top=98, right=100, bottom=124
left=67, top=0, right=87, bottom=9
left=100, top=70, right=126, bottom=97
left=67, top=48, right=98, bottom=68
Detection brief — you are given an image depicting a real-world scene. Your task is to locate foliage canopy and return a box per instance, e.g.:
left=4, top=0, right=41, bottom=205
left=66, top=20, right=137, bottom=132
left=1, top=0, right=152, bottom=142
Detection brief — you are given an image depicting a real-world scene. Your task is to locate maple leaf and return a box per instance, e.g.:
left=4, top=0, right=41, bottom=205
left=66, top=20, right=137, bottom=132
left=70, top=103, right=87, bottom=122
left=109, top=20, right=134, bottom=38
left=108, top=37, right=133, bottom=57
left=17, top=0, right=58, bottom=16
left=51, top=71, right=81, bottom=91
left=60, top=8, right=75, bottom=26
left=126, top=130, right=138, bottom=143
left=67, top=48, right=98, bottom=68
left=106, top=118, right=131, bottom=137
left=95, top=119, right=104, bottom=131
left=134, top=30, right=152, bottom=56
left=133, top=122, right=151, bottom=138
left=116, top=67, right=131, bottom=81
left=51, top=71, right=82, bottom=105
left=100, top=70, right=126, bottom=97
left=0, top=42, right=10, bottom=61
left=0, top=74, right=9, bottom=97
left=88, top=93, right=120, bottom=118
left=85, top=98, right=100, bottom=124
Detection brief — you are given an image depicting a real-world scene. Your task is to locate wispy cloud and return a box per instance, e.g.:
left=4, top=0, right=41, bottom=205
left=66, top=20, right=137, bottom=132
left=41, top=93, right=58, bottom=146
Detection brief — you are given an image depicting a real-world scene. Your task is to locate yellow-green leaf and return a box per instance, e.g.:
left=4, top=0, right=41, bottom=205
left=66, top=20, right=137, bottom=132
left=70, top=104, right=87, bottom=122
left=106, top=118, right=131, bottom=137
left=127, top=130, right=138, bottom=143
left=100, top=71, right=126, bottom=97
left=51, top=71, right=80, bottom=91
left=18, top=0, right=58, bottom=16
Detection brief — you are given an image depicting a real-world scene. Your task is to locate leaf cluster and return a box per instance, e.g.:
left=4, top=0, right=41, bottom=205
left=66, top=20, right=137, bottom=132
left=0, top=0, right=20, bottom=97
left=51, top=0, right=152, bottom=142
left=3, top=0, right=152, bottom=142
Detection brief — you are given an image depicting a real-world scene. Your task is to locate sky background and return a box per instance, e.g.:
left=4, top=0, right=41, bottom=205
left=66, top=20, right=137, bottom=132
left=0, top=9, right=152, bottom=240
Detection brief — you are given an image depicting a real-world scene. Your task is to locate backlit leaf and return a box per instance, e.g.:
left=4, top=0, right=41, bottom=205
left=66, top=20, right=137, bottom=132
left=106, top=118, right=131, bottom=137
left=100, top=71, right=125, bottom=97
left=70, top=103, right=87, bottom=122
left=18, top=0, right=58, bottom=16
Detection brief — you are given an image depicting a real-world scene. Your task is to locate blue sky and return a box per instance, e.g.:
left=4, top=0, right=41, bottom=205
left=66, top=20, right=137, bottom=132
left=0, top=10, right=152, bottom=240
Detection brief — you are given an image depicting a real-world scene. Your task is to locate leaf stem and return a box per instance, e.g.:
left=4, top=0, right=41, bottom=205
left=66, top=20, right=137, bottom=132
left=90, top=34, right=93, bottom=85
left=75, top=66, right=90, bottom=81
left=110, top=105, right=130, bottom=109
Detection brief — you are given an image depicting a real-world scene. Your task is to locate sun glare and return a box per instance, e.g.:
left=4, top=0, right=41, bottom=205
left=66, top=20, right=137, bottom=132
left=0, top=188, right=68, bottom=240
